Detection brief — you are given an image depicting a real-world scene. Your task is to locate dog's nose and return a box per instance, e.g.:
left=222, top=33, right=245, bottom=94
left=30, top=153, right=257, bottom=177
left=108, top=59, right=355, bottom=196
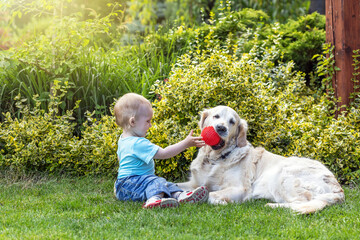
left=215, top=125, right=227, bottom=134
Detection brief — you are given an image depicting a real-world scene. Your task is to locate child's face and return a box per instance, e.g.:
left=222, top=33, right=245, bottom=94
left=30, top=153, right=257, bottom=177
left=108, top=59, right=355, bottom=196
left=132, top=104, right=153, bottom=137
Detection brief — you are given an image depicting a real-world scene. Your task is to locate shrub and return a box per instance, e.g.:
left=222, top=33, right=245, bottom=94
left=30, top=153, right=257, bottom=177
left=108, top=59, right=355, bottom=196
left=279, top=13, right=326, bottom=87
left=1, top=41, right=359, bottom=183
left=0, top=10, right=325, bottom=126
left=0, top=81, right=79, bottom=173
left=146, top=11, right=325, bottom=87
left=238, top=12, right=326, bottom=86
left=145, top=9, right=270, bottom=58
left=0, top=5, right=123, bottom=123
left=69, top=111, right=120, bottom=176
left=1, top=8, right=357, bottom=183
left=148, top=38, right=360, bottom=184
left=0, top=81, right=120, bottom=176
left=148, top=37, right=310, bottom=179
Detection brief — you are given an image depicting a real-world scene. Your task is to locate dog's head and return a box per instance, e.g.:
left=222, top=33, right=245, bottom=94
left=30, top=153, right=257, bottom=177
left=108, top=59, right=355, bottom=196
left=199, top=106, right=248, bottom=150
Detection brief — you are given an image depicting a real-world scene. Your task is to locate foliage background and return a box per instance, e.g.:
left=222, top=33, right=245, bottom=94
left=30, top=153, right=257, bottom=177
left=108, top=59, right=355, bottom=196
left=1, top=0, right=359, bottom=184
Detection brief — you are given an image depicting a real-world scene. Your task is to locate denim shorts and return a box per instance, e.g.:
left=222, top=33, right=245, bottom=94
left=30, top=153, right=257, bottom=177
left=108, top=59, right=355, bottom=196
left=114, top=175, right=183, bottom=202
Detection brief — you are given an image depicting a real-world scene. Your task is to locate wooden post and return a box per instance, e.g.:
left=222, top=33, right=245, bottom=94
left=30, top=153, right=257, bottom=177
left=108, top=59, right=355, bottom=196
left=326, top=0, right=360, bottom=114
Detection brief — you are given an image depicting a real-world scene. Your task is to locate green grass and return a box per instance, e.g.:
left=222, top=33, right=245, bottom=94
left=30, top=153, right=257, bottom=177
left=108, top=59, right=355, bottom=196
left=0, top=175, right=359, bottom=240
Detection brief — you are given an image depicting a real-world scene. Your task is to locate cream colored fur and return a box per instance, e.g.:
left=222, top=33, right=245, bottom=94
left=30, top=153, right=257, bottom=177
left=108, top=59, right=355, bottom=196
left=177, top=106, right=345, bottom=214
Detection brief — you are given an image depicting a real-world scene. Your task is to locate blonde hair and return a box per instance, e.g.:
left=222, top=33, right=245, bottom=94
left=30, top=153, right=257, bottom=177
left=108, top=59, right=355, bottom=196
left=114, top=93, right=152, bottom=128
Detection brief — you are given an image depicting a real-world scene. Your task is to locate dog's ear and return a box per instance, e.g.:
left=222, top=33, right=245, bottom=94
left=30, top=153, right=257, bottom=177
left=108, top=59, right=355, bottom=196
left=237, top=119, right=248, bottom=148
left=199, top=110, right=209, bottom=129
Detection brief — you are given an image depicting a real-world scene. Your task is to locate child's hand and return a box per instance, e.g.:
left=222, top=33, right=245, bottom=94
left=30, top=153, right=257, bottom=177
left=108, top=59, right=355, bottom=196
left=185, top=130, right=205, bottom=148
left=154, top=130, right=205, bottom=159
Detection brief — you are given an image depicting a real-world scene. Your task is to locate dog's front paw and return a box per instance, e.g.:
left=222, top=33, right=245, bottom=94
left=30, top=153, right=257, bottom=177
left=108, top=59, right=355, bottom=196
left=208, top=192, right=228, bottom=205
left=208, top=196, right=227, bottom=205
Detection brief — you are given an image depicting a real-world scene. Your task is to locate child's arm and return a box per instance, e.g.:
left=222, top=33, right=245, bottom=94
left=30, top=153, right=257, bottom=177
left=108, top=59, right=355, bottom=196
left=154, top=130, right=205, bottom=159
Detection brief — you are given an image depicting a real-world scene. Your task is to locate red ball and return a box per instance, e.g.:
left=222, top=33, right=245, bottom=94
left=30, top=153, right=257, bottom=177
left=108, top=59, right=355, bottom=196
left=201, top=126, right=221, bottom=146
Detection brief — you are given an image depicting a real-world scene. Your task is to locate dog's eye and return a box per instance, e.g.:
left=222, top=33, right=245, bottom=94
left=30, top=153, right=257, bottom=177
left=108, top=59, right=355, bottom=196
left=229, top=119, right=235, bottom=125
left=214, top=115, right=220, bottom=119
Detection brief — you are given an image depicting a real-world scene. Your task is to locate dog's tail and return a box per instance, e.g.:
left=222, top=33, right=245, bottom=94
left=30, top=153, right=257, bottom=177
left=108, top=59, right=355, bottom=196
left=266, top=191, right=345, bottom=214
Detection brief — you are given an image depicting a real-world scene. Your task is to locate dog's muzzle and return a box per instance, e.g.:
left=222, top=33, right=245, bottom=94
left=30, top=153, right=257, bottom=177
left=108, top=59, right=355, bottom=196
left=215, top=125, right=227, bottom=136
left=210, top=125, right=227, bottom=150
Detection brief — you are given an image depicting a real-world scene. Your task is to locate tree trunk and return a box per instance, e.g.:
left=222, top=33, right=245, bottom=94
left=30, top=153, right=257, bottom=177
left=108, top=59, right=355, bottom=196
left=326, top=0, right=360, bottom=115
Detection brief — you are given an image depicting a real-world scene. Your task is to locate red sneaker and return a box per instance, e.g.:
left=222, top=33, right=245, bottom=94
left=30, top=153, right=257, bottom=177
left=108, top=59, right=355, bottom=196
left=178, top=186, right=209, bottom=203
left=142, top=198, right=179, bottom=209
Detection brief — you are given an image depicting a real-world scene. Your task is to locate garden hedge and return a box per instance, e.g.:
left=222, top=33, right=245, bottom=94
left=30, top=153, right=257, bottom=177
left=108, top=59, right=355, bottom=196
left=0, top=11, right=358, bottom=184
left=148, top=41, right=359, bottom=184
left=0, top=81, right=120, bottom=176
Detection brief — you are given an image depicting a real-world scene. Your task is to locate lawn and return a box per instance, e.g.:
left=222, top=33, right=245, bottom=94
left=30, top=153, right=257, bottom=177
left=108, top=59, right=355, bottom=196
left=0, top=175, right=359, bottom=239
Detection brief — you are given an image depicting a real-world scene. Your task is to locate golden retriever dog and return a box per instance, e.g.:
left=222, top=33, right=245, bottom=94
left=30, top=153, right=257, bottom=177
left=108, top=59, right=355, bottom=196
left=177, top=106, right=345, bottom=214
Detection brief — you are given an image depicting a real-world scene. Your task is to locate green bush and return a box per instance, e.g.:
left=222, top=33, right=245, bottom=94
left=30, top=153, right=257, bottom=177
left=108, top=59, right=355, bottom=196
left=146, top=11, right=325, bottom=86
left=1, top=42, right=359, bottom=183
left=0, top=81, right=120, bottom=176
left=148, top=37, right=309, bottom=179
left=69, top=111, right=120, bottom=176
left=279, top=13, right=326, bottom=87
left=227, top=0, right=310, bottom=24
left=0, top=8, right=357, bottom=183
left=0, top=9, right=325, bottom=126
left=148, top=38, right=360, bottom=184
left=0, top=81, right=79, bottom=173
left=0, top=2, right=167, bottom=125
left=0, top=5, right=123, bottom=122
left=126, top=0, right=309, bottom=32
left=145, top=9, right=270, bottom=57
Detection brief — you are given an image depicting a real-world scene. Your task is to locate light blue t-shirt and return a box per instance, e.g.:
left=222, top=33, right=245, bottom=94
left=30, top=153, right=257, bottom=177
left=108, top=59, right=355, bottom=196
left=117, top=136, right=160, bottom=179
